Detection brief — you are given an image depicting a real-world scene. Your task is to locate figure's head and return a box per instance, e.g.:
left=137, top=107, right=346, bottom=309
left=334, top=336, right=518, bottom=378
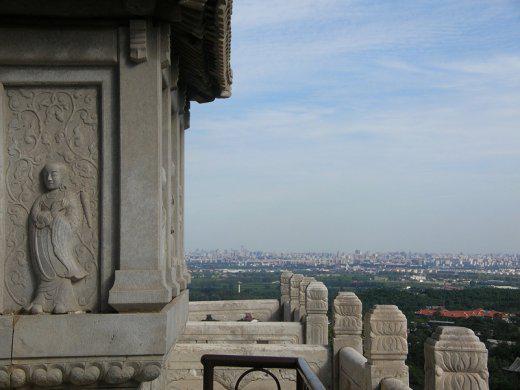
left=42, top=162, right=66, bottom=190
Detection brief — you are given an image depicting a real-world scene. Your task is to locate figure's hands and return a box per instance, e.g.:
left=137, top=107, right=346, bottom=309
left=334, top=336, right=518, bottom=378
left=35, top=211, right=52, bottom=228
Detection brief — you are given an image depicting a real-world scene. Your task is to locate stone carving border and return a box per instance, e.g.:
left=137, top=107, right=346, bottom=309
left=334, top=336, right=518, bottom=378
left=0, top=66, right=117, bottom=313
left=0, top=359, right=161, bottom=388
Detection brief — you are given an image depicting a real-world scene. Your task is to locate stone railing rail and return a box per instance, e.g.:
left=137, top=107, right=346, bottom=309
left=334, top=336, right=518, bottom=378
left=331, top=291, right=490, bottom=390
left=180, top=321, right=304, bottom=344
left=188, top=299, right=280, bottom=322
left=280, top=272, right=329, bottom=347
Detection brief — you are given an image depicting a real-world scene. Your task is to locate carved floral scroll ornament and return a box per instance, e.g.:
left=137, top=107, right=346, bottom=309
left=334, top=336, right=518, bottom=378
left=4, top=87, right=99, bottom=313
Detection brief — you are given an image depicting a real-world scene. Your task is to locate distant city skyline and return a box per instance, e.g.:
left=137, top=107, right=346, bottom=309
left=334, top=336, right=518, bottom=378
left=185, top=1, right=520, bottom=253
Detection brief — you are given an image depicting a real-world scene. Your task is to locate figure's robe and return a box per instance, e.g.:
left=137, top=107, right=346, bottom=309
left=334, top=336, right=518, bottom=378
left=28, top=190, right=87, bottom=313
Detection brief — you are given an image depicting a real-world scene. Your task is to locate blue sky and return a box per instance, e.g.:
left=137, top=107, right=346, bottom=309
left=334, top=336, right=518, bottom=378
left=185, top=0, right=520, bottom=253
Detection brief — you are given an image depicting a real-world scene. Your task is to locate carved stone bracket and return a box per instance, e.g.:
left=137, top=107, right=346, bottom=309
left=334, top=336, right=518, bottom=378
left=424, top=326, right=489, bottom=390
left=0, top=359, right=161, bottom=389
left=129, top=20, right=147, bottom=63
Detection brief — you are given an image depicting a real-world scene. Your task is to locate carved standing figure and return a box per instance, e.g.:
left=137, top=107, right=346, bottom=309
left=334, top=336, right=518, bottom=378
left=26, top=162, right=88, bottom=314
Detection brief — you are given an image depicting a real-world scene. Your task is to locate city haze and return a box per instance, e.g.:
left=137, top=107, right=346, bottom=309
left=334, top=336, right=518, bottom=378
left=186, top=0, right=520, bottom=253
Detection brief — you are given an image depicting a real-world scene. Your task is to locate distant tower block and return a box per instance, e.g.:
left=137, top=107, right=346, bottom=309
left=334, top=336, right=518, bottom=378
left=238, top=281, right=242, bottom=294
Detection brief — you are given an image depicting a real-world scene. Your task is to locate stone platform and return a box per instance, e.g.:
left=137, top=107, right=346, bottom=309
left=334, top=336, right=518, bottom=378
left=0, top=291, right=188, bottom=388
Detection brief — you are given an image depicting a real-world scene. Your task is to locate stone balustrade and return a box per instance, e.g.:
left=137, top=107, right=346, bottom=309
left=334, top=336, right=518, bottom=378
left=424, top=326, right=489, bottom=390
left=332, top=291, right=489, bottom=390
left=339, top=347, right=367, bottom=390
left=289, top=273, right=304, bottom=321
left=306, top=281, right=329, bottom=345
left=364, top=305, right=409, bottom=389
left=333, top=292, right=363, bottom=389
left=280, top=270, right=293, bottom=321
left=296, top=276, right=316, bottom=321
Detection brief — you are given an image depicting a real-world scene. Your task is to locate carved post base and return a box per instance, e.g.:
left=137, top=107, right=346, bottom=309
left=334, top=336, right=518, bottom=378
left=108, top=270, right=172, bottom=312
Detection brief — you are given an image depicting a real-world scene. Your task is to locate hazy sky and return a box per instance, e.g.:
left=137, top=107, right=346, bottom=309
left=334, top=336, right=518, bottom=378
left=185, top=0, right=520, bottom=253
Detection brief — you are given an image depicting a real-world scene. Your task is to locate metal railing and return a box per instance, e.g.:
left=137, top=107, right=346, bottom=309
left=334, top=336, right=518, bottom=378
left=201, top=354, right=326, bottom=390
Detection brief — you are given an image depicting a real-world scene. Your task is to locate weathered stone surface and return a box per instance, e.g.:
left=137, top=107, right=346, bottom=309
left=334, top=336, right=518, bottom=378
left=296, top=276, right=315, bottom=321
left=305, top=281, right=328, bottom=346
left=1, top=83, right=102, bottom=314
left=364, top=305, right=409, bottom=389
left=339, top=347, right=366, bottom=390
left=280, top=271, right=293, bottom=304
left=0, top=0, right=234, bottom=387
left=0, top=27, right=118, bottom=65
left=381, top=377, right=413, bottom=390
left=12, top=291, right=188, bottom=359
left=0, top=0, right=233, bottom=102
left=180, top=321, right=303, bottom=344
left=166, top=343, right=331, bottom=390
left=0, top=316, right=13, bottom=361
left=189, top=299, right=280, bottom=322
left=333, top=292, right=362, bottom=389
left=109, top=21, right=172, bottom=312
left=424, top=326, right=488, bottom=390
left=289, top=274, right=303, bottom=321
left=0, top=292, right=187, bottom=388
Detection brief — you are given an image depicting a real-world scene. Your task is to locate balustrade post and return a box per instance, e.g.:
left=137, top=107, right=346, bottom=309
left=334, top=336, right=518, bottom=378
left=364, top=305, right=409, bottom=389
left=333, top=292, right=362, bottom=390
left=290, top=274, right=304, bottom=321
left=305, top=281, right=329, bottom=345
left=424, top=326, right=489, bottom=390
left=280, top=271, right=293, bottom=321
left=297, top=276, right=316, bottom=322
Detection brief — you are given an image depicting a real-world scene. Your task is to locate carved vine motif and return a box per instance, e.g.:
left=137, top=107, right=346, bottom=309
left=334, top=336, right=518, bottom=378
left=4, top=87, right=99, bottom=312
left=0, top=360, right=161, bottom=389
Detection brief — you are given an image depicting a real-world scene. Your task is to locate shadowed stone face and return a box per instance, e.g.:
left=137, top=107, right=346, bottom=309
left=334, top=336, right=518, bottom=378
left=42, top=163, right=65, bottom=190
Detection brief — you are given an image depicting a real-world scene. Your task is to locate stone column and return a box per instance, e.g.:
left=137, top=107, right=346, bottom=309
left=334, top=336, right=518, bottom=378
left=171, top=88, right=188, bottom=291
left=280, top=271, right=293, bottom=321
left=364, top=305, right=409, bottom=389
left=333, top=292, right=362, bottom=390
left=109, top=21, right=172, bottom=312
left=289, top=274, right=303, bottom=321
left=296, top=276, right=315, bottom=322
left=424, top=326, right=489, bottom=390
left=161, top=23, right=180, bottom=298
left=305, top=281, right=328, bottom=345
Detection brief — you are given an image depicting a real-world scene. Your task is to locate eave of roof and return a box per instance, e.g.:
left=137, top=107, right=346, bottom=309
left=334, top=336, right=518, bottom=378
left=0, top=0, right=233, bottom=103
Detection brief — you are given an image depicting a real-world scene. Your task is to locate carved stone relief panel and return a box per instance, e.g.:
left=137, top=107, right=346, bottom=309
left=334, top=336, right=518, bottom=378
left=3, top=85, right=99, bottom=313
